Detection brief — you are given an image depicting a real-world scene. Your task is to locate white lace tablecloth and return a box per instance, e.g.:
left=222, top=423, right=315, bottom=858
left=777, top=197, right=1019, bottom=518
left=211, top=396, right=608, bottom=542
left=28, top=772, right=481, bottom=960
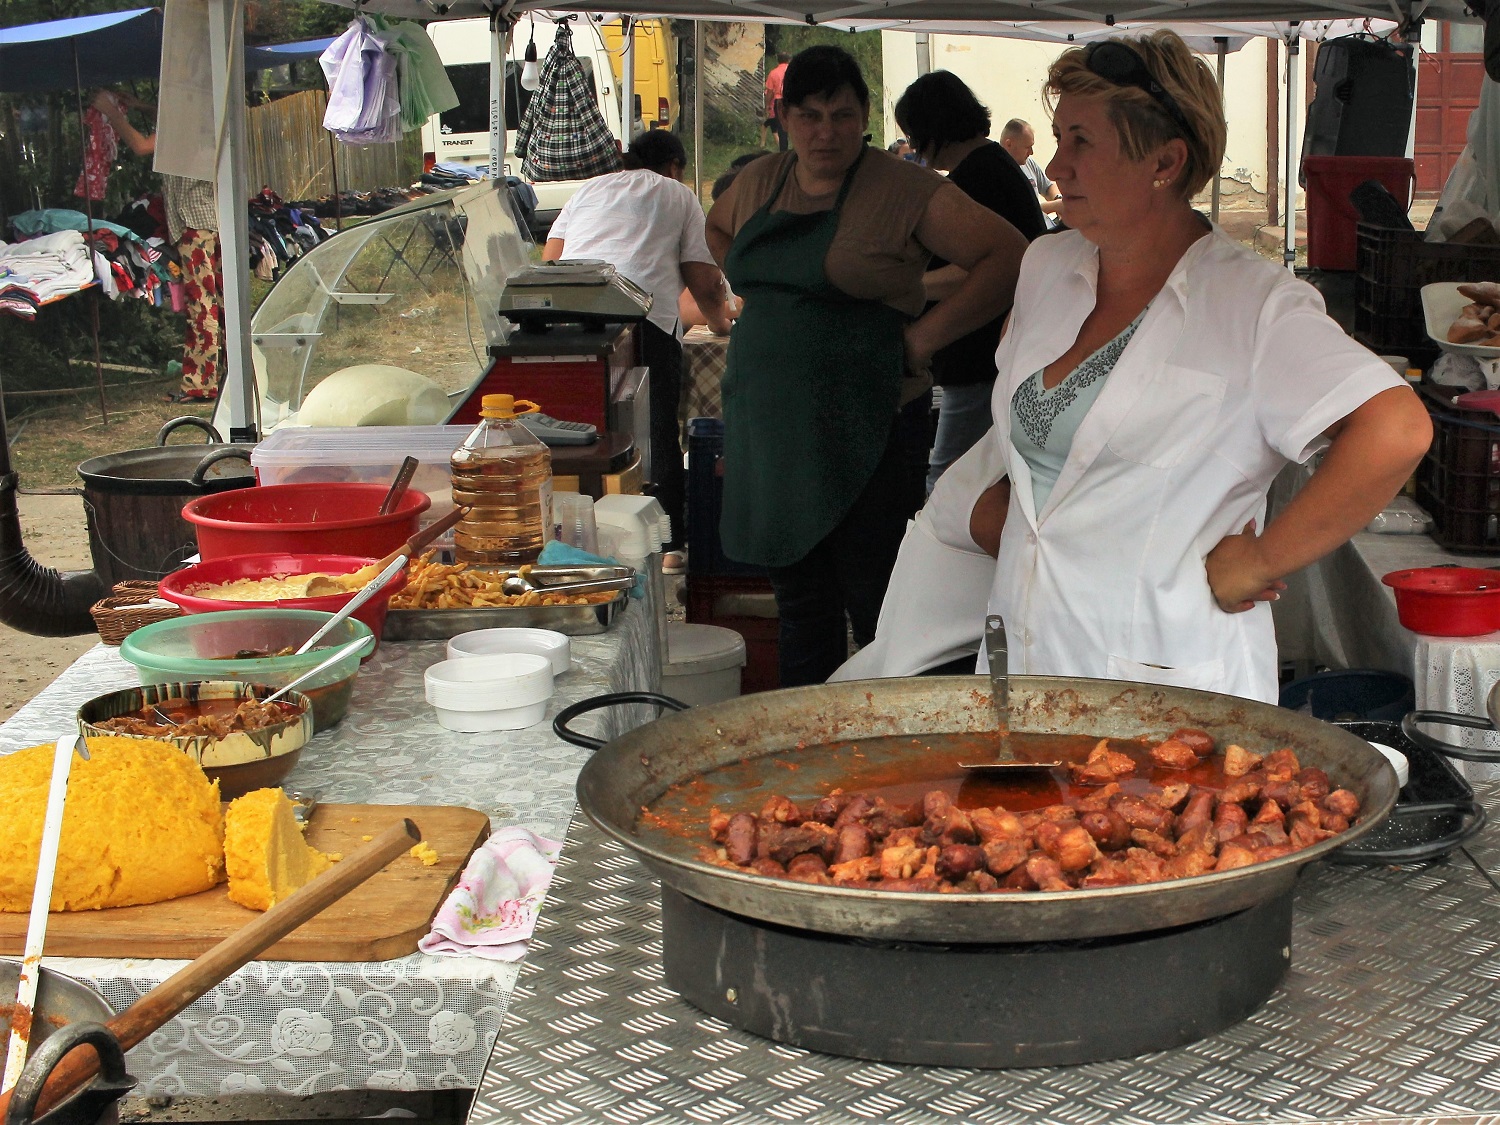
left=0, top=601, right=660, bottom=1097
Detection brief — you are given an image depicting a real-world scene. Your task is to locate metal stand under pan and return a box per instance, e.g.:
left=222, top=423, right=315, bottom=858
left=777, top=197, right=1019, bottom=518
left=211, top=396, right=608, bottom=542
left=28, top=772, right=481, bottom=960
left=661, top=885, right=1293, bottom=1069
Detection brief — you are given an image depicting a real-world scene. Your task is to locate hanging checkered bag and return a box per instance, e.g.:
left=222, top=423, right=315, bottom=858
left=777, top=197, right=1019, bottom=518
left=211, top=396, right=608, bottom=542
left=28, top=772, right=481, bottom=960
left=514, top=22, right=622, bottom=182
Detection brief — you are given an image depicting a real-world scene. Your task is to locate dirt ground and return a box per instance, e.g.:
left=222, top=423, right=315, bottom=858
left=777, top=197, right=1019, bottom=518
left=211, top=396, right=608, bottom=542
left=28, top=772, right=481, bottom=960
left=0, top=493, right=99, bottom=722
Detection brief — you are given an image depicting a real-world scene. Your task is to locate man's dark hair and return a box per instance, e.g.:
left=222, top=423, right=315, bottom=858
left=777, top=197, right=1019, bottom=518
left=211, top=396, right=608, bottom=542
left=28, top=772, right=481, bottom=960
left=894, top=71, right=991, bottom=158
left=712, top=169, right=740, bottom=200
left=622, top=129, right=686, bottom=172
left=777, top=51, right=790, bottom=63
left=782, top=45, right=869, bottom=109
left=730, top=150, right=770, bottom=169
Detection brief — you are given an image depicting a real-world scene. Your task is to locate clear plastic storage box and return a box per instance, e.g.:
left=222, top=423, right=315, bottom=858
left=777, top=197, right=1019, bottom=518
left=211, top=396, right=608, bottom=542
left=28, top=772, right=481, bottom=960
left=251, top=426, right=474, bottom=533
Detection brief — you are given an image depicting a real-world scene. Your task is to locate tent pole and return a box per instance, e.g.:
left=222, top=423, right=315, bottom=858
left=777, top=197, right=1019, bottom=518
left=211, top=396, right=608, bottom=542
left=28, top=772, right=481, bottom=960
left=693, top=20, right=703, bottom=200
left=1283, top=29, right=1300, bottom=273
left=621, top=16, right=636, bottom=140
left=70, top=40, right=108, bottom=426
left=1211, top=37, right=1226, bottom=225
left=915, top=32, right=932, bottom=76
left=489, top=12, right=510, bottom=182
left=209, top=0, right=255, bottom=439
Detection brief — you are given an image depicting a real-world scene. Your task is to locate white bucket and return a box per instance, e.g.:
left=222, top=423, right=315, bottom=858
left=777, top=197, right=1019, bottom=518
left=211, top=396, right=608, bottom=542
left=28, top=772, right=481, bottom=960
left=662, top=623, right=746, bottom=706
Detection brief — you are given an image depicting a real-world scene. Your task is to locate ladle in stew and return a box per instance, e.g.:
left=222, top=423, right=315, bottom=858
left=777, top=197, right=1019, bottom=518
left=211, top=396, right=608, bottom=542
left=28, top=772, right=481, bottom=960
left=960, top=614, right=1061, bottom=774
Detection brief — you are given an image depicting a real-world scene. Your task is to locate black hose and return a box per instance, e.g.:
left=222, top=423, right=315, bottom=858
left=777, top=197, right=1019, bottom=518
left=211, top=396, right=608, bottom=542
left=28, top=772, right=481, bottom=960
left=0, top=424, right=104, bottom=637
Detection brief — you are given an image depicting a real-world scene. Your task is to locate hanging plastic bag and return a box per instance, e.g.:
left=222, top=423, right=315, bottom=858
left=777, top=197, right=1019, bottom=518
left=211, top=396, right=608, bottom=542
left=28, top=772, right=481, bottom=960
left=514, top=22, right=622, bottom=182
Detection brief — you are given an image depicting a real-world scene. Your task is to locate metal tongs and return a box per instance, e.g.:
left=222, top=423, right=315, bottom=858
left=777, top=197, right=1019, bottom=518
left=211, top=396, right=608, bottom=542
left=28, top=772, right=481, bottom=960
left=959, top=615, right=1061, bottom=774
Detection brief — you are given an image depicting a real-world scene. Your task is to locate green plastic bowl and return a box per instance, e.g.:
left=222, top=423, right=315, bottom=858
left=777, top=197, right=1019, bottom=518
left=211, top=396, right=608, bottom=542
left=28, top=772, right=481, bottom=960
left=119, top=609, right=372, bottom=729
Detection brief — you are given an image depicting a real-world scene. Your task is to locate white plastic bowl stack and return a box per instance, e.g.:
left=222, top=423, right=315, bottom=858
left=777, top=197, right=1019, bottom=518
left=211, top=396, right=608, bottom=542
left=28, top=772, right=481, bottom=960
left=446, top=628, right=571, bottom=675
left=424, top=653, right=554, bottom=732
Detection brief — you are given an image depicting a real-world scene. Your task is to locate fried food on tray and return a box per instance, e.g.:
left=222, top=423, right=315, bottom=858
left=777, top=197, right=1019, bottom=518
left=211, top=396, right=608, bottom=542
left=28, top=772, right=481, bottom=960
left=702, top=739, right=1360, bottom=893
left=1448, top=284, right=1500, bottom=346
left=389, top=551, right=617, bottom=610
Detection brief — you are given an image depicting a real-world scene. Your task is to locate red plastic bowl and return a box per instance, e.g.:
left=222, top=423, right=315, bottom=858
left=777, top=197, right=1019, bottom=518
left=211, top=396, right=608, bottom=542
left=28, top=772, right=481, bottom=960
left=1382, top=567, right=1500, bottom=636
left=158, top=552, right=407, bottom=650
left=182, top=483, right=430, bottom=560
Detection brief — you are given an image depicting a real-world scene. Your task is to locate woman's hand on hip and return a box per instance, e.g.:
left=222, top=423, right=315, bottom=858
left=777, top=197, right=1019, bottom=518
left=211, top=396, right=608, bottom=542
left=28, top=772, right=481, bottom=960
left=1206, top=520, right=1287, bottom=613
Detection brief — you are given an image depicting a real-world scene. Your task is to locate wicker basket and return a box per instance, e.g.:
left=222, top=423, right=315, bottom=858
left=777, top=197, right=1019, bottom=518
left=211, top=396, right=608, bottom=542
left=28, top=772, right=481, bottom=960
left=90, top=581, right=183, bottom=646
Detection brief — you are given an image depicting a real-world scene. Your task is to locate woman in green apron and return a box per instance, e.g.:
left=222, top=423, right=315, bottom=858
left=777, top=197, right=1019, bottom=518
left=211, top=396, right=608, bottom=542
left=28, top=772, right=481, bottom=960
left=705, top=46, right=1029, bottom=687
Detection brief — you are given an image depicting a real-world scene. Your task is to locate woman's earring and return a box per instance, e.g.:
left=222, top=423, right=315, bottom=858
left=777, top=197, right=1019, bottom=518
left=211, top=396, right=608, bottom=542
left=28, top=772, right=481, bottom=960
left=1152, top=178, right=1170, bottom=188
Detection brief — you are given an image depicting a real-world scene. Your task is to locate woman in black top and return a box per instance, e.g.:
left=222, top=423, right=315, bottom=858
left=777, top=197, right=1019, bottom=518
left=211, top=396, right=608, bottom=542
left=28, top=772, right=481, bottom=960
left=896, top=72, right=1049, bottom=492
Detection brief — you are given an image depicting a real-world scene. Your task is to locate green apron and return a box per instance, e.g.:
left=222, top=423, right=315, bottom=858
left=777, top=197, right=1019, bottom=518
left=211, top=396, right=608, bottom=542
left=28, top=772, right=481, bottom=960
left=720, top=148, right=908, bottom=568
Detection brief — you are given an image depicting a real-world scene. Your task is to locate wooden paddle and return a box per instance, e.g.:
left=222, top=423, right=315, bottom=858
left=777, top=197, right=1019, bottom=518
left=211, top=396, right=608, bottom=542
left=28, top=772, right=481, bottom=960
left=0, top=818, right=421, bottom=1122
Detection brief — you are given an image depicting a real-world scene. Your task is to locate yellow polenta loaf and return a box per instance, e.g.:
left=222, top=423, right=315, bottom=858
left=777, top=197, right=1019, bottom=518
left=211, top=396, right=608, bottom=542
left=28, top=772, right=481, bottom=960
left=0, top=737, right=224, bottom=911
left=224, top=789, right=333, bottom=911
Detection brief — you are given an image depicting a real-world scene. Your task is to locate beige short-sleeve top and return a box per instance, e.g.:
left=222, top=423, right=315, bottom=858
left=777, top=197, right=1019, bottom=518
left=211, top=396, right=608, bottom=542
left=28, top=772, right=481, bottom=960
left=723, top=148, right=945, bottom=317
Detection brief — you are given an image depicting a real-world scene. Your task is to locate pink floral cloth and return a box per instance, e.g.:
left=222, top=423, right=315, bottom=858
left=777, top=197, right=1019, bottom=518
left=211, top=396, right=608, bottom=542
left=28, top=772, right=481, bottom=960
left=418, top=827, right=562, bottom=962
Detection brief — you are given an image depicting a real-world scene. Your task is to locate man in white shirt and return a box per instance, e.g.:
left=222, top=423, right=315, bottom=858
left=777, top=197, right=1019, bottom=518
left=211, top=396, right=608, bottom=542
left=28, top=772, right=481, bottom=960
left=1000, top=118, right=1063, bottom=226
left=545, top=130, right=733, bottom=552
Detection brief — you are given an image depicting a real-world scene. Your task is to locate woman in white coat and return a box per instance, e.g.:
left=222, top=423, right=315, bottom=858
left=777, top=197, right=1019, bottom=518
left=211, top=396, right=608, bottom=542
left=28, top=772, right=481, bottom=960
left=835, top=31, right=1431, bottom=703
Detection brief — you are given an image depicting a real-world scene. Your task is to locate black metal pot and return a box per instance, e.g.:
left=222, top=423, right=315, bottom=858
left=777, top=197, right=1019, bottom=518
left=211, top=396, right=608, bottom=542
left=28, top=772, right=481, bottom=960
left=76, top=417, right=254, bottom=585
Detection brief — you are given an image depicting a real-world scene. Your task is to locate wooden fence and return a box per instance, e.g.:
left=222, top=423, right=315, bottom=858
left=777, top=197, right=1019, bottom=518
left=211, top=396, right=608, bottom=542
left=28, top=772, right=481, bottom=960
left=246, top=89, right=423, bottom=200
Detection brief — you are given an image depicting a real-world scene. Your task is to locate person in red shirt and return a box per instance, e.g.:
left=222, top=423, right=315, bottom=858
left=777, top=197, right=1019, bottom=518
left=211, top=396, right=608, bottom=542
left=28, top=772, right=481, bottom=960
left=761, top=52, right=791, bottom=151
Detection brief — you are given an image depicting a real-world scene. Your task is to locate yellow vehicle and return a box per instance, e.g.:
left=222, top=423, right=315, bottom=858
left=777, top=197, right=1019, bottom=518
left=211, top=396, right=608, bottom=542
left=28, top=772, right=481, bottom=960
left=601, top=19, right=677, bottom=137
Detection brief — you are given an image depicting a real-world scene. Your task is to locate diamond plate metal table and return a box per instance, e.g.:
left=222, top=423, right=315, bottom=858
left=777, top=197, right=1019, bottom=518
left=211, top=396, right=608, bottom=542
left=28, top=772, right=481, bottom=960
left=468, top=783, right=1500, bottom=1125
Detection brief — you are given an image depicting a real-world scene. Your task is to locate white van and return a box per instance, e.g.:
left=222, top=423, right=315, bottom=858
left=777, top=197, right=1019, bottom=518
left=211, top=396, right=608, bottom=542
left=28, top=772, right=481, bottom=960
left=422, top=17, right=625, bottom=238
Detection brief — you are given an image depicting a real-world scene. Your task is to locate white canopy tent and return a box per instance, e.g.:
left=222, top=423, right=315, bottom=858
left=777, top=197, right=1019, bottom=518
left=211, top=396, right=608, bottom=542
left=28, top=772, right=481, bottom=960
left=193, top=0, right=1461, bottom=435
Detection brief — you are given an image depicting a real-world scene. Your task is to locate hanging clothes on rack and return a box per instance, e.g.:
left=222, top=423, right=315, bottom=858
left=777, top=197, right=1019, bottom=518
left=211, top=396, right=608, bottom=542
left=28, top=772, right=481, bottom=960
left=75, top=93, right=120, bottom=202
left=514, top=22, right=622, bottom=182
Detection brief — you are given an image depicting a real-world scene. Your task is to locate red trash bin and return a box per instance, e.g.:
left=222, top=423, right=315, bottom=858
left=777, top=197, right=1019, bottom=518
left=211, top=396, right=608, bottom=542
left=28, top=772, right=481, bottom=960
left=1303, top=155, right=1415, bottom=271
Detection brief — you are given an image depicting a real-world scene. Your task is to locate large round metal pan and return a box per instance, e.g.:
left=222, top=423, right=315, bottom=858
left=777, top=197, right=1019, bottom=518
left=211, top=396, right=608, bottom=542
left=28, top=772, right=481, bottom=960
left=574, top=675, right=1399, bottom=944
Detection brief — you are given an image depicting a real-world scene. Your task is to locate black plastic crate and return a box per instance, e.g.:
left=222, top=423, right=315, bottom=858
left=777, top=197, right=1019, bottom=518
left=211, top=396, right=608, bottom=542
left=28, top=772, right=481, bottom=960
left=686, top=418, right=766, bottom=577
left=1414, top=383, right=1500, bottom=552
left=1352, top=223, right=1500, bottom=367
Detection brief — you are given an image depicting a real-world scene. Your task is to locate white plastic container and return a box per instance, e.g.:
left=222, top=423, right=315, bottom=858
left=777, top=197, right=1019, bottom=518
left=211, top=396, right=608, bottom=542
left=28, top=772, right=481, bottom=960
left=447, top=628, right=571, bottom=675
left=424, top=652, right=553, bottom=732
left=251, top=425, right=473, bottom=535
left=662, top=622, right=746, bottom=706
left=595, top=494, right=670, bottom=656
left=1369, top=742, right=1410, bottom=788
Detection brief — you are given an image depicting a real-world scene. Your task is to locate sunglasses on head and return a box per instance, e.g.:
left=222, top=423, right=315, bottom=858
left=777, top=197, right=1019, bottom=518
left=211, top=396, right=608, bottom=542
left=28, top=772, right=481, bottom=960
left=1083, top=41, right=1193, bottom=138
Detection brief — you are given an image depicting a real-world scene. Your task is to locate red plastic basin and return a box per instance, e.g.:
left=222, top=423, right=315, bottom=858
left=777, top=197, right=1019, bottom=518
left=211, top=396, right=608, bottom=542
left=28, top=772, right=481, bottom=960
left=1382, top=567, right=1500, bottom=636
left=158, top=552, right=407, bottom=650
left=182, top=483, right=430, bottom=560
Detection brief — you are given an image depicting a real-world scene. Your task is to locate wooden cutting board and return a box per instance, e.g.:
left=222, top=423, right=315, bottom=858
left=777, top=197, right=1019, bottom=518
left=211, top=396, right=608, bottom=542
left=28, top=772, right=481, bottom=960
left=0, top=804, right=490, bottom=962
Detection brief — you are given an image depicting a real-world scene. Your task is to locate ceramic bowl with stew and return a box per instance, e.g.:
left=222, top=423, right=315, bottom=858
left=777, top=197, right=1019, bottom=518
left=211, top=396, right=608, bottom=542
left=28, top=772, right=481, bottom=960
left=78, top=680, right=314, bottom=799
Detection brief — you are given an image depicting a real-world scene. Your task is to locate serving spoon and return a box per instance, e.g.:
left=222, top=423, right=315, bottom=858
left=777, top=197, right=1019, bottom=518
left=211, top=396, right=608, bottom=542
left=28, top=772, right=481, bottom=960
left=294, top=555, right=407, bottom=655
left=263, top=636, right=376, bottom=705
left=960, top=614, right=1061, bottom=774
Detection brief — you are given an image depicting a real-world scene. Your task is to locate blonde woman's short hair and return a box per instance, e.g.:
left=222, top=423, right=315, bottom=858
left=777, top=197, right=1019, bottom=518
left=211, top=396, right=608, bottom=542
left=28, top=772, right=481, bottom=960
left=1044, top=30, right=1227, bottom=201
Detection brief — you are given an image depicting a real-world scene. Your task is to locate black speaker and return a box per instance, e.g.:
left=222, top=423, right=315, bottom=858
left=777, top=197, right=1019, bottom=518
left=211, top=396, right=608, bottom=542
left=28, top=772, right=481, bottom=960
left=1301, top=36, right=1416, bottom=163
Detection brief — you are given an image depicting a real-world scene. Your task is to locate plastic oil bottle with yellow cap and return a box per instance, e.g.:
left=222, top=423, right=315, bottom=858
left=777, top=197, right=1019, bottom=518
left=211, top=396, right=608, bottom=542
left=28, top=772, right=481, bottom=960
left=451, top=394, right=553, bottom=565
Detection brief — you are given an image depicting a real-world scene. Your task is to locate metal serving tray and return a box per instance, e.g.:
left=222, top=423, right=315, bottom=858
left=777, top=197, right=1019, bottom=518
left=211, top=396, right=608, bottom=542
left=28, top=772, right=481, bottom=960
left=384, top=565, right=633, bottom=641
